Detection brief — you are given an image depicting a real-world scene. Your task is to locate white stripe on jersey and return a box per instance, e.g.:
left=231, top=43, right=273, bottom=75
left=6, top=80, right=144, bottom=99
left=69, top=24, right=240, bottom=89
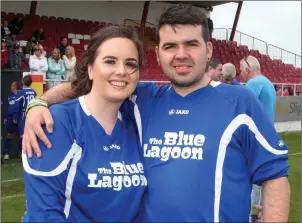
left=64, top=144, right=82, bottom=218
left=23, top=142, right=82, bottom=219
left=130, top=95, right=142, bottom=146
left=15, top=95, right=25, bottom=101
left=79, top=96, right=122, bottom=121
left=22, top=141, right=82, bottom=176
left=214, top=114, right=288, bottom=222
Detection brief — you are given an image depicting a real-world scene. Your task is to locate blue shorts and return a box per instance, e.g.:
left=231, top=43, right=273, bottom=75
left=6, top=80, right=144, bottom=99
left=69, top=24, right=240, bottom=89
left=5, top=119, right=17, bottom=134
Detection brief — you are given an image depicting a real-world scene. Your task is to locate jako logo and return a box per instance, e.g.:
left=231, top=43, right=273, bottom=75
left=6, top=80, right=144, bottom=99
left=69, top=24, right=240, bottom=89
left=169, top=109, right=189, bottom=115
left=169, top=109, right=175, bottom=115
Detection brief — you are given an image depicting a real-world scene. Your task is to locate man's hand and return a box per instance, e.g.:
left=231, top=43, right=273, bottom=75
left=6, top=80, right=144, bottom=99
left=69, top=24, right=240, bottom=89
left=22, top=106, right=54, bottom=158
left=13, top=120, right=17, bottom=124
left=4, top=119, right=7, bottom=124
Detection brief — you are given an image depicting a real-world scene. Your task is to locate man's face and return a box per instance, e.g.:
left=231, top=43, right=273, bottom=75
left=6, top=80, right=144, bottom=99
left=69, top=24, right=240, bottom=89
left=61, top=38, right=68, bottom=46
left=208, top=64, right=222, bottom=81
left=10, top=82, right=16, bottom=93
left=12, top=35, right=17, bottom=41
left=240, top=60, right=249, bottom=82
left=155, top=24, right=212, bottom=88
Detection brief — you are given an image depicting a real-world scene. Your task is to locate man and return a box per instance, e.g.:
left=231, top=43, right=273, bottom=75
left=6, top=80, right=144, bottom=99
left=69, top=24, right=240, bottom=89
left=56, top=36, right=68, bottom=58
left=207, top=58, right=222, bottom=81
left=240, top=56, right=276, bottom=123
left=3, top=81, right=22, bottom=160
left=23, top=4, right=290, bottom=222
left=6, top=34, right=18, bottom=50
left=32, top=27, right=45, bottom=43
left=14, top=75, right=37, bottom=155
left=8, top=44, right=28, bottom=70
left=222, top=62, right=241, bottom=85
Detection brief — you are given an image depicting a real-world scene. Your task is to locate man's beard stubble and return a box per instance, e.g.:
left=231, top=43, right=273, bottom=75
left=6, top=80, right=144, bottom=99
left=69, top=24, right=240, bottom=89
left=168, top=60, right=209, bottom=88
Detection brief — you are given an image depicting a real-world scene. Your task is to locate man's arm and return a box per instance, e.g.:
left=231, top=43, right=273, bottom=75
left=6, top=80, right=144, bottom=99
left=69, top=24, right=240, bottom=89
left=262, top=177, right=290, bottom=222
left=41, top=82, right=75, bottom=106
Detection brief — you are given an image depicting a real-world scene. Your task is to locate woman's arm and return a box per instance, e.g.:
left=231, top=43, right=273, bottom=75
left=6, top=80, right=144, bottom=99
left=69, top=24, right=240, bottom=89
left=22, top=105, right=76, bottom=221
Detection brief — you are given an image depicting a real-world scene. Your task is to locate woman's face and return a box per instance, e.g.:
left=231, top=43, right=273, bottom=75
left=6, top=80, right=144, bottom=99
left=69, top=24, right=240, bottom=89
left=34, top=47, right=42, bottom=56
left=88, top=37, right=140, bottom=103
left=52, top=49, right=59, bottom=59
left=66, top=47, right=71, bottom=55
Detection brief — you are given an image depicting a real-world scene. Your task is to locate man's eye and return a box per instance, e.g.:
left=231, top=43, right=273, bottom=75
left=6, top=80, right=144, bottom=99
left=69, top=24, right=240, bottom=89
left=164, top=45, right=174, bottom=50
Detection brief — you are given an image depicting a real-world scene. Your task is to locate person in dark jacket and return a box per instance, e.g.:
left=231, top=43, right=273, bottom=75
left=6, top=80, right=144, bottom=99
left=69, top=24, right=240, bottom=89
left=56, top=36, right=68, bottom=58
left=1, top=20, right=11, bottom=39
left=8, top=44, right=28, bottom=70
left=32, top=27, right=45, bottom=43
left=9, top=15, right=24, bottom=35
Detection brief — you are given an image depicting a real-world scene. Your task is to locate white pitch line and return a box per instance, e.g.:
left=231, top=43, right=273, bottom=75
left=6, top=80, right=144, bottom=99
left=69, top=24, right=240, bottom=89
left=1, top=178, right=23, bottom=183
left=289, top=152, right=301, bottom=156
left=1, top=193, right=25, bottom=200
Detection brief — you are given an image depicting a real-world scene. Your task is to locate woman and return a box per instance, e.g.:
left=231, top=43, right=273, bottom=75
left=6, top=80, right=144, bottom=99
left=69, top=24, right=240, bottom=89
left=62, top=45, right=76, bottom=81
left=22, top=25, right=146, bottom=222
left=29, top=44, right=48, bottom=83
left=47, top=48, right=65, bottom=88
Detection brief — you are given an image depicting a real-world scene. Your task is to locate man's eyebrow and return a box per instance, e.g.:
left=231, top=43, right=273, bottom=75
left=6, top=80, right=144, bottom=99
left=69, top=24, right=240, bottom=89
left=162, top=39, right=201, bottom=49
left=185, top=39, right=201, bottom=44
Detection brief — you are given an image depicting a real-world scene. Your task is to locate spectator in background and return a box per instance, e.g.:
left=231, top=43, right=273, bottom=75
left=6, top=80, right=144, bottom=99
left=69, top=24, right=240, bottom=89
left=6, top=34, right=18, bottom=50
left=9, top=15, right=24, bottom=35
left=29, top=44, right=48, bottom=83
left=221, top=63, right=241, bottom=85
left=207, top=58, right=222, bottom=81
left=1, top=40, right=9, bottom=68
left=47, top=48, right=65, bottom=88
left=56, top=36, right=68, bottom=58
left=24, top=37, right=38, bottom=58
left=1, top=20, right=11, bottom=39
left=32, top=27, right=45, bottom=43
left=62, top=45, right=76, bottom=81
left=240, top=55, right=276, bottom=123
left=3, top=81, right=22, bottom=160
left=8, top=44, right=28, bottom=70
left=39, top=44, right=47, bottom=57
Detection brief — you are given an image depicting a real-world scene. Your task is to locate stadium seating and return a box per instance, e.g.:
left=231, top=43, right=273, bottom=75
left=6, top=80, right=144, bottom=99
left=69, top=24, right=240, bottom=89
left=1, top=11, right=301, bottom=91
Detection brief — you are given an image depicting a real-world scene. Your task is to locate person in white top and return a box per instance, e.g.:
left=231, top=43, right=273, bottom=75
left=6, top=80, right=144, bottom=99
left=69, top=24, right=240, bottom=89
left=62, top=45, right=76, bottom=81
left=29, top=44, right=48, bottom=83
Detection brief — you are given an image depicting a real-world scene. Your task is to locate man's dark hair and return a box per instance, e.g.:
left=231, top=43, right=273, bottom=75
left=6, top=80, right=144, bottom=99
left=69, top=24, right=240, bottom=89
left=208, top=58, right=221, bottom=69
left=60, top=36, right=67, bottom=42
left=156, top=3, right=209, bottom=44
left=23, top=75, right=32, bottom=87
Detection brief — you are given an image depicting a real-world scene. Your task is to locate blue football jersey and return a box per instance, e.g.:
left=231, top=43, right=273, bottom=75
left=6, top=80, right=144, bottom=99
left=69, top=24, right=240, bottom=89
left=14, top=88, right=37, bottom=121
left=5, top=94, right=17, bottom=120
left=122, top=82, right=289, bottom=222
left=22, top=96, right=147, bottom=222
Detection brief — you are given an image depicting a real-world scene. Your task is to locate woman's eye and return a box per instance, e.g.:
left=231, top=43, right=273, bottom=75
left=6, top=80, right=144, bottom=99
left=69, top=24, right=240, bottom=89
left=105, top=60, right=115, bottom=65
left=126, top=62, right=138, bottom=69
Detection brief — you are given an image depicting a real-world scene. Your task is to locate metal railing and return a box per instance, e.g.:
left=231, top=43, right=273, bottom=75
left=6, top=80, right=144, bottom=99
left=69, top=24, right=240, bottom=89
left=227, top=29, right=268, bottom=55
left=212, top=28, right=301, bottom=68
left=212, top=28, right=228, bottom=40
left=267, top=44, right=301, bottom=68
